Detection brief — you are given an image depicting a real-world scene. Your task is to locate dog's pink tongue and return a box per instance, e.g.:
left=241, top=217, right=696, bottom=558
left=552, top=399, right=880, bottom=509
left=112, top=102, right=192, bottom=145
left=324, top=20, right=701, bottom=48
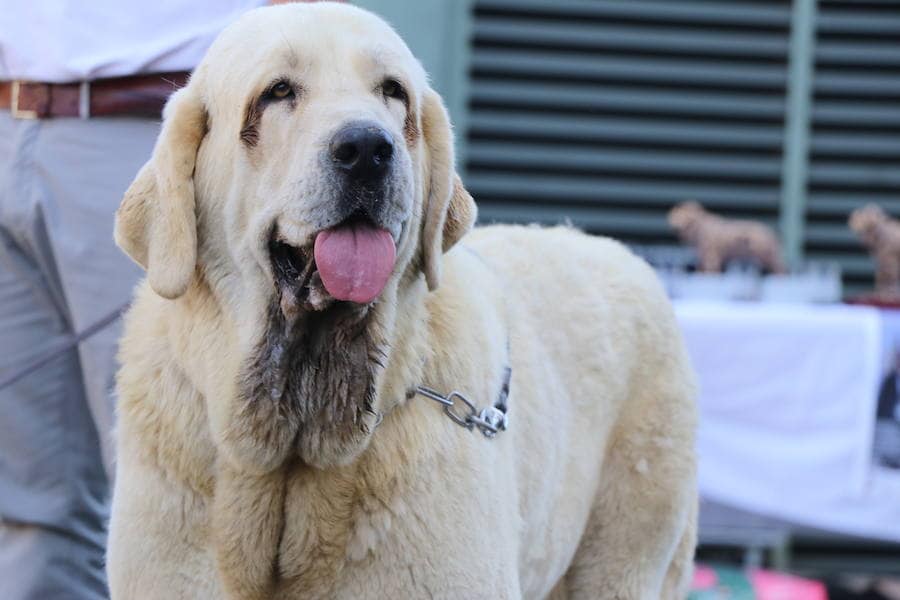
left=314, top=223, right=396, bottom=304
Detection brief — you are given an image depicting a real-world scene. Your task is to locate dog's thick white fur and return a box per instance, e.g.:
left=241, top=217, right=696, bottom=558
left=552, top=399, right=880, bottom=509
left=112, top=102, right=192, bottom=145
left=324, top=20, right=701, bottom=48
left=107, top=4, right=698, bottom=599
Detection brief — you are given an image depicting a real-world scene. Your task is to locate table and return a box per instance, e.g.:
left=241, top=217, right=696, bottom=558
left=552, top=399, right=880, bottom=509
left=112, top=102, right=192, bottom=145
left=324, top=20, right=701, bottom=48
left=676, top=301, right=900, bottom=542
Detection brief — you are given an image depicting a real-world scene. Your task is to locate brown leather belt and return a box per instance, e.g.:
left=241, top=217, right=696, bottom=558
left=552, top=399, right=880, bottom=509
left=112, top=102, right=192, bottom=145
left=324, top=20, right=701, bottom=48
left=0, top=71, right=190, bottom=119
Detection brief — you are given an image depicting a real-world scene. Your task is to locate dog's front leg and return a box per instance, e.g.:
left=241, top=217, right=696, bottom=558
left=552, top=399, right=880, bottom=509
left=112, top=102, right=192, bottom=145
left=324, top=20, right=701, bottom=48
left=107, top=446, right=221, bottom=599
left=213, top=460, right=288, bottom=600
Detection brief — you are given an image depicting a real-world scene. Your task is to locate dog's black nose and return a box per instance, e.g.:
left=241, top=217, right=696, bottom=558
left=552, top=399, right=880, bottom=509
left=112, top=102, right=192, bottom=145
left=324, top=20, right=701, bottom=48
left=330, top=124, right=394, bottom=181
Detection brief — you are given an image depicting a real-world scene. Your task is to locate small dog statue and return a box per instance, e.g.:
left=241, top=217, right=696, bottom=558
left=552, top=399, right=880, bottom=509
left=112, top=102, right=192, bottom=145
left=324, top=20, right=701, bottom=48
left=668, top=201, right=786, bottom=273
left=849, top=204, right=900, bottom=296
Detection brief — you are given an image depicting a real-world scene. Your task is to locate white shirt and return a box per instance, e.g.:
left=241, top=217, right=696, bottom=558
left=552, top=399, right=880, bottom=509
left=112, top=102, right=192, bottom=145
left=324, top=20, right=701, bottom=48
left=0, top=1, right=267, bottom=83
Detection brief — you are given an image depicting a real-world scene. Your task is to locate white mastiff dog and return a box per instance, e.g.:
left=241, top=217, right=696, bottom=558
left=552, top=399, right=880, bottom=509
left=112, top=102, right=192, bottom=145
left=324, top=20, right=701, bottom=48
left=107, top=3, right=698, bottom=599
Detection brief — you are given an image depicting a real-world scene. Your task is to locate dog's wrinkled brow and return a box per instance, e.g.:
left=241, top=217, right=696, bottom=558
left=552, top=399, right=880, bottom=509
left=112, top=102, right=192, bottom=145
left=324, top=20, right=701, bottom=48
left=361, top=49, right=419, bottom=146
left=240, top=76, right=298, bottom=148
left=362, top=46, right=413, bottom=83
left=241, top=97, right=263, bottom=147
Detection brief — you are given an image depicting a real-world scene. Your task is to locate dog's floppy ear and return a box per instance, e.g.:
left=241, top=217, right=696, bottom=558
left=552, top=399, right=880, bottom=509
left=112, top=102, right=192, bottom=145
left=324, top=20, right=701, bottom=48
left=115, top=84, right=207, bottom=299
left=420, top=88, right=477, bottom=291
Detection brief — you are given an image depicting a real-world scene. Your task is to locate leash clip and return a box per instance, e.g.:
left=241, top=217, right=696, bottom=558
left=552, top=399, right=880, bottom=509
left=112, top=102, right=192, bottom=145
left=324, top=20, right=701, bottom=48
left=476, top=405, right=508, bottom=439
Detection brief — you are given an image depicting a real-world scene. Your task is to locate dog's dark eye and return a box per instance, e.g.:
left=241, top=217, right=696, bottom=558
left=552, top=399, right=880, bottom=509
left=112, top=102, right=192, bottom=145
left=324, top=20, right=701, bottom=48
left=265, top=80, right=295, bottom=101
left=381, top=79, right=406, bottom=101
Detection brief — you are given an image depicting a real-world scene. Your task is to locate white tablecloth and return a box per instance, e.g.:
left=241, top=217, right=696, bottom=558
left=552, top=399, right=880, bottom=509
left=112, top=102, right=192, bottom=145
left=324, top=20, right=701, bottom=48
left=676, top=301, right=900, bottom=542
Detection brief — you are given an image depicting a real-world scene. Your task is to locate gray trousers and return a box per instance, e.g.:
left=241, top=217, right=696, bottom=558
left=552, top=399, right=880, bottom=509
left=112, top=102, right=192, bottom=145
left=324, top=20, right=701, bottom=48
left=0, top=113, right=158, bottom=599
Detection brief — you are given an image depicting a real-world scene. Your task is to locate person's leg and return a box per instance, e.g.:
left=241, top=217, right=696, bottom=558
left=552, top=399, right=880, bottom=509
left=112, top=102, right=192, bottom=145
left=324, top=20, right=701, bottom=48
left=0, top=115, right=108, bottom=599
left=33, top=116, right=158, bottom=480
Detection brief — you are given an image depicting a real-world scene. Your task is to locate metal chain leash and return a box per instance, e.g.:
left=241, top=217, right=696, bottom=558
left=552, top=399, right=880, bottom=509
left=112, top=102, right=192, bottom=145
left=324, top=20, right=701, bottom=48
left=414, top=381, right=509, bottom=439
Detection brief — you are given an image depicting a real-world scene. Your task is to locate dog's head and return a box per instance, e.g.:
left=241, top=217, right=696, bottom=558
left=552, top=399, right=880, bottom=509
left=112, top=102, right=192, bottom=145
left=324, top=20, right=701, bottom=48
left=668, top=201, right=706, bottom=241
left=116, top=2, right=474, bottom=305
left=850, top=204, right=887, bottom=247
left=115, top=3, right=476, bottom=469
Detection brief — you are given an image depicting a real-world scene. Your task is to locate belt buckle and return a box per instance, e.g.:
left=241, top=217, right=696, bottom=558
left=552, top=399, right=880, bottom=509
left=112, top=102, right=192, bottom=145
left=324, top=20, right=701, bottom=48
left=10, top=81, right=39, bottom=119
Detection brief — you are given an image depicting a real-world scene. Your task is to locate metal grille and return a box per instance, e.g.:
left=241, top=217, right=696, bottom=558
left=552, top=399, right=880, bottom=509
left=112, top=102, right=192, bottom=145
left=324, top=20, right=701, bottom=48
left=466, top=0, right=792, bottom=246
left=803, top=1, right=900, bottom=295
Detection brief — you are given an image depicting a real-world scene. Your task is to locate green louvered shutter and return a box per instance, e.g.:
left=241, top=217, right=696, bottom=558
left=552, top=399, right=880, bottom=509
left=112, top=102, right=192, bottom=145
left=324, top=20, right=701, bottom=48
left=466, top=0, right=793, bottom=246
left=803, top=1, right=900, bottom=296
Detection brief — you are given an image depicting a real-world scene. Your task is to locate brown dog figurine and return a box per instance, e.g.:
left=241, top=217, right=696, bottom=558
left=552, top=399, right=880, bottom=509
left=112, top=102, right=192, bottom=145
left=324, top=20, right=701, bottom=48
left=668, top=201, right=786, bottom=273
left=849, top=204, right=900, bottom=295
